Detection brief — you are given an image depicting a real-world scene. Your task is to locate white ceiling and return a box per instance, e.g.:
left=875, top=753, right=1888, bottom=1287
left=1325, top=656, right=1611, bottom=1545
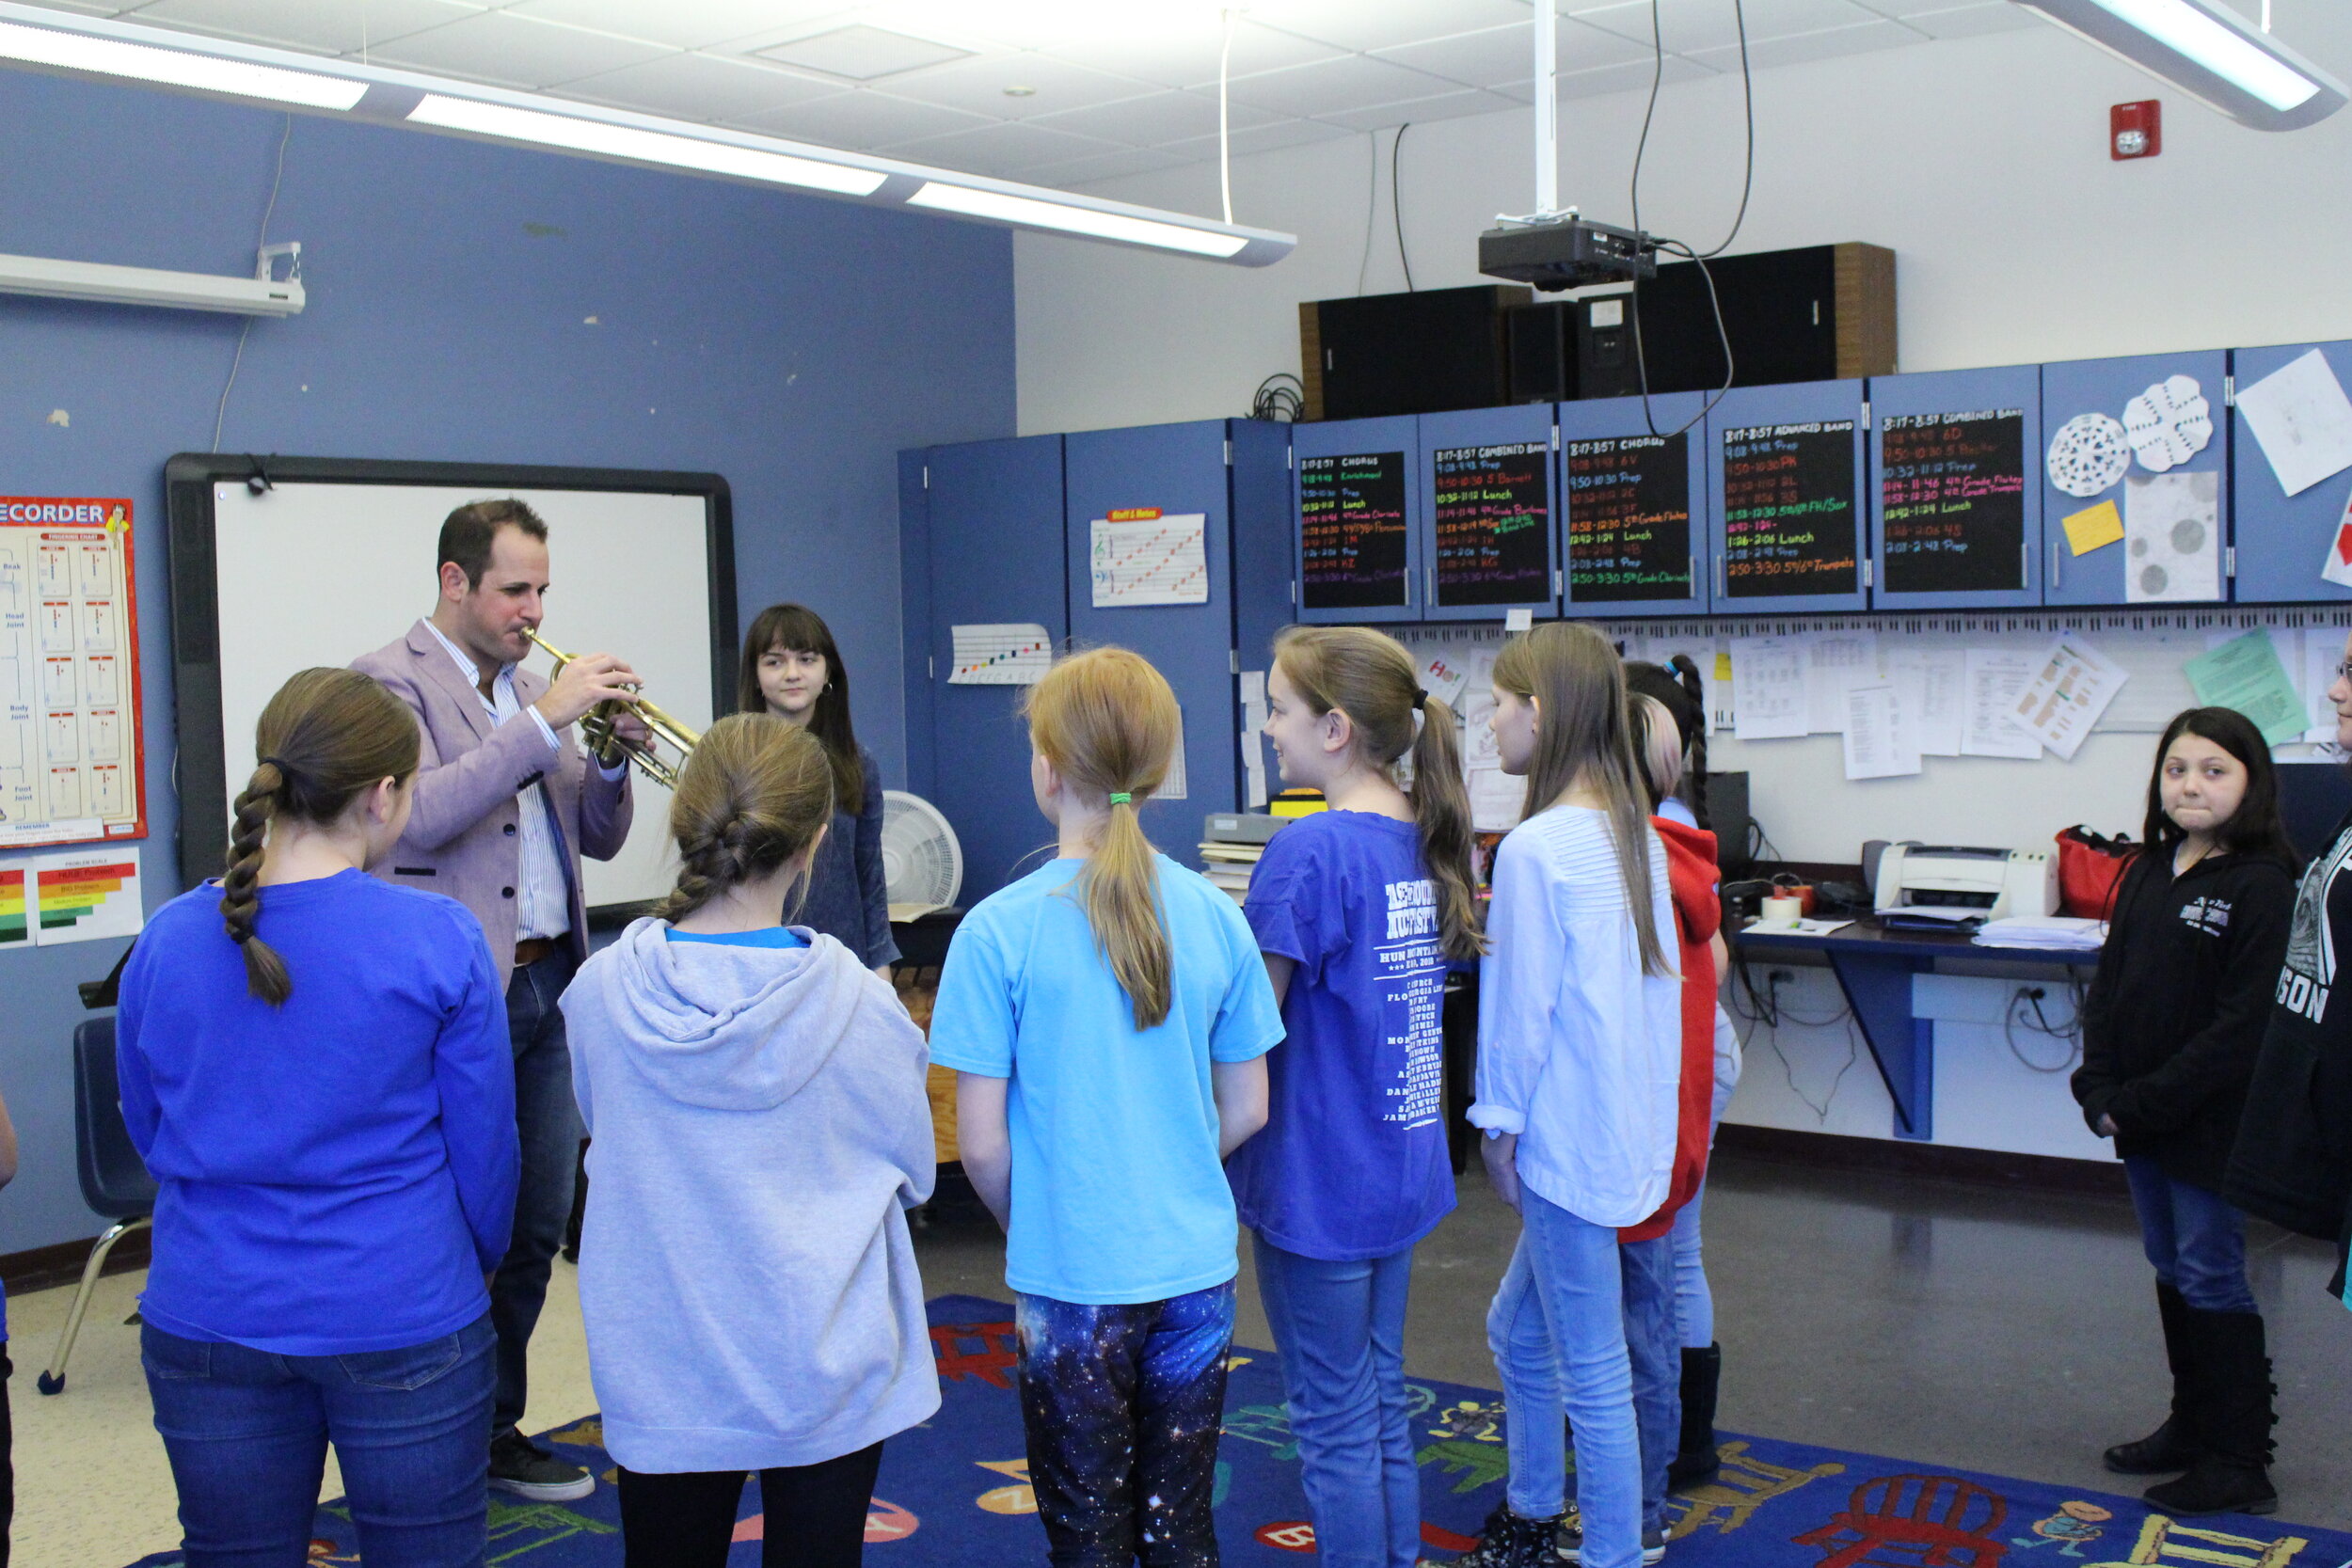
left=20, top=0, right=2038, bottom=187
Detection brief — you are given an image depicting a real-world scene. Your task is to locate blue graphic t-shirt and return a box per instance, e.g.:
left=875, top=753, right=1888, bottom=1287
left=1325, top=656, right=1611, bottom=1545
left=1228, top=811, right=1456, bottom=1261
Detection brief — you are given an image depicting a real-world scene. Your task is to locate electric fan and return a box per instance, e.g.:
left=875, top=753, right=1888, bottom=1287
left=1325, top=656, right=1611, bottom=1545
left=882, top=790, right=962, bottom=922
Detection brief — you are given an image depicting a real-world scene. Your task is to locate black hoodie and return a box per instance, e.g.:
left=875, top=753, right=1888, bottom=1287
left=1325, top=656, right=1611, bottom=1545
left=2074, top=847, right=2295, bottom=1191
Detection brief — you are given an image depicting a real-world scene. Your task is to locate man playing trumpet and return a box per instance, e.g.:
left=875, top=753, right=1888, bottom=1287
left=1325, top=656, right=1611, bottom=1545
left=353, top=497, right=644, bottom=1504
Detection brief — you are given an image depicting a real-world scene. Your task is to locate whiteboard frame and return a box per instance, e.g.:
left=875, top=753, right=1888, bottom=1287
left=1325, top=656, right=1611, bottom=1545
left=163, top=453, right=736, bottom=908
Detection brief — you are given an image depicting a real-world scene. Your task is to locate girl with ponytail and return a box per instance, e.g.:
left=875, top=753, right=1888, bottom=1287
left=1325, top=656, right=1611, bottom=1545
left=559, top=714, right=938, bottom=1566
left=1226, top=625, right=1481, bottom=1568
left=929, top=646, right=1283, bottom=1568
left=116, top=667, right=517, bottom=1561
left=1458, top=624, right=1682, bottom=1568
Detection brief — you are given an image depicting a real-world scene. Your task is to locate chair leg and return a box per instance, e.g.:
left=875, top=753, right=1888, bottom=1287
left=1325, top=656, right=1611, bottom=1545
left=37, top=1215, right=151, bottom=1396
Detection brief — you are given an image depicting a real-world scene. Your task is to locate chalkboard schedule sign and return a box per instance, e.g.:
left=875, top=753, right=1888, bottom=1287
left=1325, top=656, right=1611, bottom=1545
left=1432, top=441, right=1551, bottom=606
left=1300, top=451, right=1409, bottom=610
left=1722, top=420, right=1858, bottom=599
left=1565, top=433, right=1692, bottom=601
left=1879, top=408, right=2026, bottom=594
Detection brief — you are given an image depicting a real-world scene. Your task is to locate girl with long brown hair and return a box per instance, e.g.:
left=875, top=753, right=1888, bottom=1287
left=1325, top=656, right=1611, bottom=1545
left=560, top=713, right=937, bottom=1566
left=929, top=646, right=1283, bottom=1567
left=1458, top=624, right=1682, bottom=1568
left=1228, top=625, right=1482, bottom=1568
left=117, top=667, right=516, bottom=1564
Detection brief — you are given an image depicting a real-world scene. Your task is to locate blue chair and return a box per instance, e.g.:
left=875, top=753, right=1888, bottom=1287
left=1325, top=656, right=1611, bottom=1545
left=37, top=1017, right=157, bottom=1396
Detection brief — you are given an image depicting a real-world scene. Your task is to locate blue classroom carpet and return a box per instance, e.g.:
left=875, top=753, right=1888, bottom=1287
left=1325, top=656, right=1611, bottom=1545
left=129, top=1293, right=2349, bottom=1567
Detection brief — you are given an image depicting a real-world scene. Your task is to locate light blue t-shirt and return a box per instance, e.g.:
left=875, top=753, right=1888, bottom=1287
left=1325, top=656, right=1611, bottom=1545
left=928, top=853, right=1284, bottom=1305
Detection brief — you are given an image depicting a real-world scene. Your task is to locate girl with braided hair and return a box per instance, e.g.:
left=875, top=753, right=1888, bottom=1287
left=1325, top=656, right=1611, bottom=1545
left=117, top=666, right=517, bottom=1565
left=558, top=712, right=938, bottom=1567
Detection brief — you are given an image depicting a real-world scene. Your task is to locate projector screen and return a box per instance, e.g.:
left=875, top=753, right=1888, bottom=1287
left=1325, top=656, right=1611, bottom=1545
left=166, top=455, right=735, bottom=912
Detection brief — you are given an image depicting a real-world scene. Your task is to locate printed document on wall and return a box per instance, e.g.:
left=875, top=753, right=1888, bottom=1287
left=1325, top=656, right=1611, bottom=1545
left=948, top=624, right=1053, bottom=686
left=1842, top=684, right=1920, bottom=781
left=1886, top=648, right=1964, bottom=757
left=1, top=844, right=143, bottom=947
left=1089, top=511, right=1209, bottom=607
left=1804, top=632, right=1879, bottom=736
left=2235, top=348, right=2352, bottom=497
left=1730, top=636, right=1807, bottom=740
left=2122, top=472, right=2221, bottom=604
left=2185, top=629, right=2307, bottom=746
left=1962, top=649, right=2042, bottom=759
left=2010, top=635, right=2128, bottom=761
left=1459, top=647, right=1520, bottom=832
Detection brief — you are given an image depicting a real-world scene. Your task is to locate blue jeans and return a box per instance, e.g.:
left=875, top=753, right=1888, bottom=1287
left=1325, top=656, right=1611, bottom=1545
left=1618, top=1236, right=1680, bottom=1535
left=1015, top=1283, right=1236, bottom=1568
left=1251, top=1235, right=1421, bottom=1568
left=2123, top=1156, right=2257, bottom=1314
left=143, top=1315, right=496, bottom=1568
left=1486, top=1188, right=1642, bottom=1568
left=495, top=946, right=582, bottom=1435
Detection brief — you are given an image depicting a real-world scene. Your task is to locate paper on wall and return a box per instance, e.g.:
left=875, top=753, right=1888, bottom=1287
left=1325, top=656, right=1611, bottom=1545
left=1458, top=647, right=1521, bottom=832
left=2306, top=627, right=2347, bottom=743
left=948, top=623, right=1053, bottom=685
left=1961, top=649, right=2042, bottom=759
left=2123, top=471, right=2222, bottom=604
left=2122, top=375, right=2213, bottom=472
left=2320, top=486, right=2352, bottom=591
left=1886, top=648, right=1964, bottom=757
left=1158, top=706, right=1187, bottom=800
left=1089, top=513, right=1209, bottom=607
left=1729, top=636, right=1806, bottom=740
left=1239, top=670, right=1269, bottom=809
left=2010, top=635, right=2128, bottom=761
left=2184, top=629, right=2309, bottom=746
left=2047, top=412, right=2132, bottom=499
left=2235, top=348, right=2352, bottom=497
left=2, top=845, right=144, bottom=947
left=1804, top=631, right=1879, bottom=735
left=2061, top=499, right=2124, bottom=556
left=1842, top=683, right=1921, bottom=781
left=1418, top=646, right=1472, bottom=709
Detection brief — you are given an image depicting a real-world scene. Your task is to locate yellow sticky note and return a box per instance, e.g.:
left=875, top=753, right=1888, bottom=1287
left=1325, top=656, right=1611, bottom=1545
left=2063, top=499, right=2123, bottom=556
left=1715, top=651, right=1733, bottom=681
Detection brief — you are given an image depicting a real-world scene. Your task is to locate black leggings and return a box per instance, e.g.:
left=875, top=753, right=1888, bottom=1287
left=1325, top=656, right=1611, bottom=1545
left=617, top=1442, right=883, bottom=1568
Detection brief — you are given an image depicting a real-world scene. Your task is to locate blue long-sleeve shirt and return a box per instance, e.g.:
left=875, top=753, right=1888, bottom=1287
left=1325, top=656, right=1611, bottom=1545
left=118, top=869, right=517, bottom=1355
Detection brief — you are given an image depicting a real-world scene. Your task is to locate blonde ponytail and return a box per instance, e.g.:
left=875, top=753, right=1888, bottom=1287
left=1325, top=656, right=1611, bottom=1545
left=1025, top=647, right=1181, bottom=1030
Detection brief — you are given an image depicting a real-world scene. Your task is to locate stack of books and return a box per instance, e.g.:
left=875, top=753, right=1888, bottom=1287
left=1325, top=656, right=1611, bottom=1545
left=1199, top=811, right=1290, bottom=906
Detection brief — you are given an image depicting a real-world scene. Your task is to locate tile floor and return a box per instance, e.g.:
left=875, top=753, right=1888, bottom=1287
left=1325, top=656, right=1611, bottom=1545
left=12, top=1148, right=2349, bottom=1566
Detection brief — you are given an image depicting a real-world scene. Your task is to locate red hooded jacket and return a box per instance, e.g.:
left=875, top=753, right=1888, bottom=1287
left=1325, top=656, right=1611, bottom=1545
left=1619, top=816, right=1720, bottom=1243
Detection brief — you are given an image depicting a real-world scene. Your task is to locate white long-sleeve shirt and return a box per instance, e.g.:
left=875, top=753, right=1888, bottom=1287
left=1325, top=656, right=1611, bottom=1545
left=1470, top=804, right=1683, bottom=1228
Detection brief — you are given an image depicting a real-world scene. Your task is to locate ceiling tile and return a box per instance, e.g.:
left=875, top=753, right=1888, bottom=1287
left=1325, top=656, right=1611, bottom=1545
left=365, top=10, right=675, bottom=87
left=748, top=23, right=972, bottom=81
left=21, top=0, right=139, bottom=14
left=1026, top=87, right=1281, bottom=146
left=1044, top=17, right=1346, bottom=91
left=1892, top=3, right=2042, bottom=38
left=124, top=0, right=481, bottom=55
left=877, top=50, right=1159, bottom=119
left=1247, top=0, right=1533, bottom=55
left=1316, top=86, right=1529, bottom=132
left=547, top=50, right=842, bottom=120
left=1373, top=20, right=1651, bottom=88
left=880, top=117, right=1130, bottom=178
left=1158, top=117, right=1357, bottom=162
left=1683, top=16, right=1924, bottom=69
left=723, top=87, right=992, bottom=148
left=1555, top=54, right=1717, bottom=98
left=1021, top=145, right=1194, bottom=188
left=1577, top=0, right=1883, bottom=54
left=504, top=0, right=853, bottom=52
left=1219, top=53, right=1463, bottom=117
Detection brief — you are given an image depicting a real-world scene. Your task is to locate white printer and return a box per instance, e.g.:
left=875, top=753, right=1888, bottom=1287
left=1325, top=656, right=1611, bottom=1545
left=1873, top=844, right=2058, bottom=928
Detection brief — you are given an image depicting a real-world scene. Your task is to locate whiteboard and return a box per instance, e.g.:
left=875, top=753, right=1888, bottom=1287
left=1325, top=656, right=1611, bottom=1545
left=195, top=474, right=726, bottom=910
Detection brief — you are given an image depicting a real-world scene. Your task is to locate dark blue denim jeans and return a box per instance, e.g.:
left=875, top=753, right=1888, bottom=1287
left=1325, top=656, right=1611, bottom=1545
left=1618, top=1235, right=1681, bottom=1535
left=496, top=946, right=583, bottom=1435
left=143, top=1315, right=496, bottom=1568
left=2122, top=1156, right=2258, bottom=1314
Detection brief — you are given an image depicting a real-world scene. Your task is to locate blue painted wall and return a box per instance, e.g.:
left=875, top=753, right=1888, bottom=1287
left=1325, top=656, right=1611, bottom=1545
left=0, top=69, right=1015, bottom=1255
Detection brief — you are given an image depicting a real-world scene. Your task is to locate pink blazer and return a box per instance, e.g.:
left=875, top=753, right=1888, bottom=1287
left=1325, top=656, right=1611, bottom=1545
left=354, top=620, right=633, bottom=988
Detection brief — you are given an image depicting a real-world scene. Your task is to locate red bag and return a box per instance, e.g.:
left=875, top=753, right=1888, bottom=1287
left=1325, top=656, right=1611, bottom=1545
left=2056, top=826, right=2139, bottom=919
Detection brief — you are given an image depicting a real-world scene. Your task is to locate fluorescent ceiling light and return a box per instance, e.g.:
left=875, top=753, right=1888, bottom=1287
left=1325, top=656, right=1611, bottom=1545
left=908, top=182, right=1248, bottom=257
left=0, top=16, right=365, bottom=109
left=2014, top=0, right=2346, bottom=129
left=407, top=95, right=887, bottom=197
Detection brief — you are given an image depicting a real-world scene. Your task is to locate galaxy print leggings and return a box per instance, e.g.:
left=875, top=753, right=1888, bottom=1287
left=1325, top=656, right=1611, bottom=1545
left=1014, top=1281, right=1238, bottom=1567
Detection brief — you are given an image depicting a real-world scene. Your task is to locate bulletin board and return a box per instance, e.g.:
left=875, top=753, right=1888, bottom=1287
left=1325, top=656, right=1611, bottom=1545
left=0, top=497, right=146, bottom=850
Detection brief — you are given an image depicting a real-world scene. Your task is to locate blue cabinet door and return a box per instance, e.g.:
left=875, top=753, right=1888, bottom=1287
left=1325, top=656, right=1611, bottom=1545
left=1294, top=415, right=1422, bottom=624
left=1066, top=420, right=1238, bottom=864
left=1418, top=404, right=1559, bottom=622
left=1707, top=379, right=1869, bottom=613
left=2233, top=340, right=2352, bottom=605
left=1232, top=420, right=1296, bottom=804
left=1559, top=390, right=1711, bottom=618
left=2041, top=349, right=2230, bottom=607
left=898, top=450, right=935, bottom=803
left=1868, top=365, right=2042, bottom=610
left=922, top=434, right=1066, bottom=906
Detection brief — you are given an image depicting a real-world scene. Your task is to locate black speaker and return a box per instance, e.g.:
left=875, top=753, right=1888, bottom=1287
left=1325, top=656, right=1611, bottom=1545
left=1704, top=770, right=1754, bottom=880
left=1302, top=284, right=1530, bottom=420
left=1623, top=243, right=1895, bottom=394
left=1506, top=301, right=1570, bottom=404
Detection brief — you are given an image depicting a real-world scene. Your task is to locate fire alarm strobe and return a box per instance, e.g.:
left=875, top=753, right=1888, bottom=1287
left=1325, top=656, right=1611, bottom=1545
left=2112, top=100, right=2161, bottom=160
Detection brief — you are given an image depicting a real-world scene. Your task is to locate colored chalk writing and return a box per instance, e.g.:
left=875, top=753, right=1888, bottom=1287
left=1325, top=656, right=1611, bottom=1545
left=1300, top=451, right=1409, bottom=611
left=1722, top=422, right=1859, bottom=598
left=1432, top=442, right=1550, bottom=607
left=1565, top=432, right=1693, bottom=602
left=1880, top=409, right=2028, bottom=594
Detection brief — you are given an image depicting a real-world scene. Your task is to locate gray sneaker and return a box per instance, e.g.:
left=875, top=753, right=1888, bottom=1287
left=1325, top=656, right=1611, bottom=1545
left=489, top=1428, right=596, bottom=1502
left=1556, top=1508, right=1667, bottom=1565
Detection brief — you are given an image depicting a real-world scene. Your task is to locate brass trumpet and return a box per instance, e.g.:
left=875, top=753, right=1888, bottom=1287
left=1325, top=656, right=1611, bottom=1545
left=522, top=627, right=699, bottom=791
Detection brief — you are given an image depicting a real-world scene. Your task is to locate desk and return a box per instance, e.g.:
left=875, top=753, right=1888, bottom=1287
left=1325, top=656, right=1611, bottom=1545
left=1731, top=919, right=2100, bottom=1143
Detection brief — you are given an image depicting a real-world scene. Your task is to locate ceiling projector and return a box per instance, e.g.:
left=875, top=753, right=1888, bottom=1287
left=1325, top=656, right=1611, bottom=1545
left=1479, top=214, right=1656, bottom=292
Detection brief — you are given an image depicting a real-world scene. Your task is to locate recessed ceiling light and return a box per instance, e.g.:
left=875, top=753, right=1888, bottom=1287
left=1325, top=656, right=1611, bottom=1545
left=750, top=24, right=973, bottom=82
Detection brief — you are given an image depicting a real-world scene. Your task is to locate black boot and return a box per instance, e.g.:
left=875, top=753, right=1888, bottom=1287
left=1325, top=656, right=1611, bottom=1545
left=2144, top=1309, right=2279, bottom=1518
left=2106, top=1283, right=2202, bottom=1475
left=1667, top=1344, right=1724, bottom=1489
left=1456, top=1503, right=1566, bottom=1568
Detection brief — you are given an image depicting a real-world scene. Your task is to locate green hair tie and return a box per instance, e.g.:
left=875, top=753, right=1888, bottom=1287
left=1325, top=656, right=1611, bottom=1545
left=1108, top=792, right=1133, bottom=805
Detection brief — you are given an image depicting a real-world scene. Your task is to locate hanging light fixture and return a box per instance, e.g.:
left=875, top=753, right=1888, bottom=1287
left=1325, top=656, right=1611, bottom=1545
left=2012, top=0, right=2345, bottom=130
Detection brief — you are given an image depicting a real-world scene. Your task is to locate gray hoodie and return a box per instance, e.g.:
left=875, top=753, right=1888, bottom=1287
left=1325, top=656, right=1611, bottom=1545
left=563, top=918, right=939, bottom=1472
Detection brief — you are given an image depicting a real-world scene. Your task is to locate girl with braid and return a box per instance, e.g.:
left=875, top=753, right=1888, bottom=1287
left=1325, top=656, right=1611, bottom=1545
left=560, top=713, right=938, bottom=1568
left=117, top=667, right=517, bottom=1566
